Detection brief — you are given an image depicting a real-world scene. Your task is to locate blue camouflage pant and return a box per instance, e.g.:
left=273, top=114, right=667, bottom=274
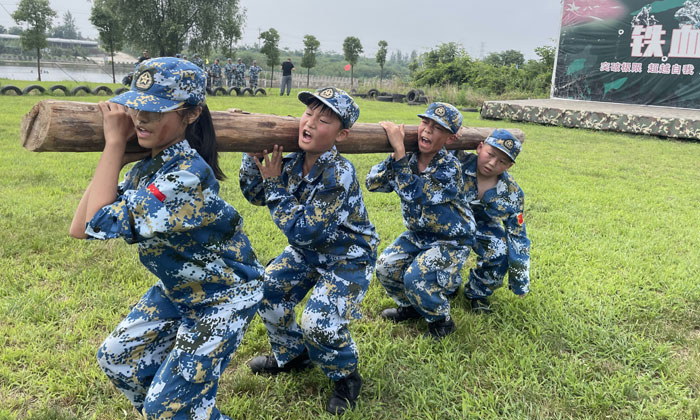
left=249, top=76, right=258, bottom=89
left=97, top=284, right=261, bottom=420
left=463, top=228, right=509, bottom=300
left=235, top=74, right=245, bottom=88
left=258, top=246, right=373, bottom=380
left=376, top=231, right=469, bottom=323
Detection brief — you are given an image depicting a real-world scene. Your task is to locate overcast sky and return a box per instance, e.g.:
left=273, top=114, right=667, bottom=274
left=0, top=0, right=563, bottom=59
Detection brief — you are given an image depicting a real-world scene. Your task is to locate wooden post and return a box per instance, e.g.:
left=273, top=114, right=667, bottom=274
left=21, top=100, right=525, bottom=154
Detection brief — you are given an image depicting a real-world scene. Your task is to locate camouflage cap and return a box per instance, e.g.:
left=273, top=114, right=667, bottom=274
left=298, top=86, right=360, bottom=129
left=418, top=102, right=463, bottom=134
left=110, top=57, right=206, bottom=112
left=484, top=129, right=521, bottom=162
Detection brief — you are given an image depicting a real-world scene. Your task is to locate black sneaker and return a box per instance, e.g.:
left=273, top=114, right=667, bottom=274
left=248, top=349, right=312, bottom=375
left=326, top=370, right=362, bottom=415
left=380, top=305, right=422, bottom=322
left=468, top=298, right=492, bottom=314
left=426, top=317, right=456, bottom=340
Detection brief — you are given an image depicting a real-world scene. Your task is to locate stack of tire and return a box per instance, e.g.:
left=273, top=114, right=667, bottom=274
left=366, top=88, right=428, bottom=105
left=405, top=89, right=428, bottom=105
left=373, top=90, right=405, bottom=103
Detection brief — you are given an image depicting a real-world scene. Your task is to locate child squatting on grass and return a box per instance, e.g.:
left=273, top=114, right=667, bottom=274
left=366, top=102, right=476, bottom=340
left=451, top=129, right=531, bottom=313
left=238, top=87, right=379, bottom=415
left=69, top=57, right=264, bottom=420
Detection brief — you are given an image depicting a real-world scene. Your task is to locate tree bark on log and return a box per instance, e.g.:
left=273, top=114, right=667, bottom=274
left=21, top=100, right=525, bottom=153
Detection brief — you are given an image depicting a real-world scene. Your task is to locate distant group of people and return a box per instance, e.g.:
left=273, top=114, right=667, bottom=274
left=133, top=50, right=295, bottom=94
left=199, top=57, right=263, bottom=90
left=130, top=49, right=263, bottom=90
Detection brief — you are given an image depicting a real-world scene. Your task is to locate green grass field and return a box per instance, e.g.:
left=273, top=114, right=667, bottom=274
left=1, top=86, right=699, bottom=420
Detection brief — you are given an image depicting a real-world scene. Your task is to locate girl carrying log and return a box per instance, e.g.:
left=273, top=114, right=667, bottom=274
left=69, top=57, right=263, bottom=420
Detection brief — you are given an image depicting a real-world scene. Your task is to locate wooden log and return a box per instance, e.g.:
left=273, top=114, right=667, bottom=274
left=21, top=100, right=524, bottom=154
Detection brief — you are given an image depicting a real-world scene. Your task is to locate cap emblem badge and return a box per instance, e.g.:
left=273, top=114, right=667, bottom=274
left=135, top=71, right=154, bottom=91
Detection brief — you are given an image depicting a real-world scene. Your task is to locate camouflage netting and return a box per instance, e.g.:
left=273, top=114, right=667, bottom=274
left=481, top=100, right=700, bottom=140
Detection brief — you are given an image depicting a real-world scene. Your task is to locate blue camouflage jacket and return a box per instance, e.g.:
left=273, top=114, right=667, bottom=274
left=454, top=151, right=531, bottom=294
left=86, top=140, right=263, bottom=309
left=249, top=66, right=262, bottom=77
left=366, top=148, right=475, bottom=246
left=239, top=147, right=379, bottom=266
left=209, top=64, right=222, bottom=78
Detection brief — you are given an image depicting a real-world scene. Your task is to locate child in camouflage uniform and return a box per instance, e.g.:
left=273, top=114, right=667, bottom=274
left=234, top=58, right=246, bottom=88
left=224, top=58, right=235, bottom=87
left=70, top=57, right=264, bottom=420
left=366, top=102, right=475, bottom=340
left=249, top=60, right=262, bottom=89
left=239, top=86, right=378, bottom=415
left=452, top=129, right=531, bottom=313
left=192, top=53, right=204, bottom=69
left=210, top=58, right=223, bottom=87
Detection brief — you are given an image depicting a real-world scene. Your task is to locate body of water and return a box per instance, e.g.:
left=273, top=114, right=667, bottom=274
left=0, top=64, right=129, bottom=83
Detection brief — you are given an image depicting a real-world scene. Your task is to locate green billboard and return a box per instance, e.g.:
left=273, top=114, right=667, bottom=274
left=554, top=0, right=700, bottom=108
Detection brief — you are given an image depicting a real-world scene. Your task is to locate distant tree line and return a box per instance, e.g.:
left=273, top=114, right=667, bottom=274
left=1, top=11, right=83, bottom=39
left=409, top=42, right=555, bottom=96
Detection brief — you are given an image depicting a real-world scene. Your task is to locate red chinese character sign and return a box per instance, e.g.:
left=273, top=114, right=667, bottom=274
left=553, top=0, right=700, bottom=108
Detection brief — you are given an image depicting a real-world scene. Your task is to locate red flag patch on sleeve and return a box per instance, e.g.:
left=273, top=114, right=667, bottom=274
left=517, top=213, right=524, bottom=225
left=147, top=184, right=166, bottom=202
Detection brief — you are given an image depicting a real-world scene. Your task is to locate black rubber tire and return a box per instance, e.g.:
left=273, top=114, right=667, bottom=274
left=49, top=84, right=69, bottom=95
left=227, top=87, right=240, bottom=96
left=406, top=89, right=418, bottom=102
left=367, top=88, right=379, bottom=99
left=114, top=87, right=128, bottom=95
left=416, top=89, right=425, bottom=95
left=392, top=93, right=406, bottom=103
left=22, top=84, right=46, bottom=95
left=379, top=91, right=389, bottom=96
left=416, top=95, right=429, bottom=104
left=0, top=85, right=22, bottom=95
left=71, top=86, right=91, bottom=96
left=206, top=87, right=214, bottom=95
left=212, top=87, right=228, bottom=96
left=242, top=88, right=254, bottom=96
left=92, top=85, right=113, bottom=95
left=254, top=88, right=266, bottom=96
left=376, top=95, right=393, bottom=102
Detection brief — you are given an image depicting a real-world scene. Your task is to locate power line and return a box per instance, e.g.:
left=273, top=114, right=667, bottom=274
left=0, top=2, right=15, bottom=20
